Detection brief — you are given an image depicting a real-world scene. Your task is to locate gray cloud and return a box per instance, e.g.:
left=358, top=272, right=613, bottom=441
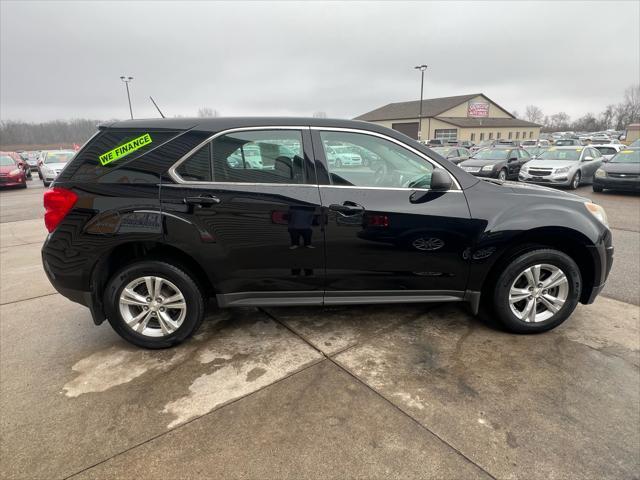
left=1, top=0, right=638, bottom=122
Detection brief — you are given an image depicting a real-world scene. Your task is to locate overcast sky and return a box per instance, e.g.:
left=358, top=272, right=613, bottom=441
left=1, top=1, right=639, bottom=123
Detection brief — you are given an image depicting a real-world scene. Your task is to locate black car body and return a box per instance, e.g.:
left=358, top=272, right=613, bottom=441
left=42, top=118, right=613, bottom=348
left=458, top=147, right=530, bottom=180
left=593, top=148, right=640, bottom=192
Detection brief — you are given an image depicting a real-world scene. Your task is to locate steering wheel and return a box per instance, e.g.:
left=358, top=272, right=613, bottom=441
left=373, top=162, right=389, bottom=186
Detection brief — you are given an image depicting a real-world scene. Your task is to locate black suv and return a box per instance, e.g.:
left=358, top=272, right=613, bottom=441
left=42, top=118, right=613, bottom=348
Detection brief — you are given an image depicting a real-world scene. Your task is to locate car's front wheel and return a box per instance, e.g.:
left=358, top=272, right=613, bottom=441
left=592, top=184, right=603, bottom=193
left=104, top=261, right=205, bottom=348
left=498, top=169, right=507, bottom=181
left=570, top=171, right=581, bottom=190
left=492, top=249, right=581, bottom=333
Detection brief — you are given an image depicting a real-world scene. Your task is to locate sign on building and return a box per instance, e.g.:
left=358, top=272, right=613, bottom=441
left=468, top=102, right=490, bottom=117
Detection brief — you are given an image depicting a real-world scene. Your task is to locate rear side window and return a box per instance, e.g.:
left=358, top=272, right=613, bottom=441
left=61, top=130, right=178, bottom=182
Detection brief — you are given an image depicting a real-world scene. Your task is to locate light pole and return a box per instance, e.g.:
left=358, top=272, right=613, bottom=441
left=414, top=65, right=428, bottom=141
left=120, top=76, right=134, bottom=119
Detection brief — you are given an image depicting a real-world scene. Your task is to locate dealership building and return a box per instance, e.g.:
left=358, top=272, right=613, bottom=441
left=355, top=93, right=541, bottom=143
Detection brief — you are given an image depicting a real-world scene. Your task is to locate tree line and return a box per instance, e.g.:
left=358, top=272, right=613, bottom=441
left=518, top=84, right=639, bottom=133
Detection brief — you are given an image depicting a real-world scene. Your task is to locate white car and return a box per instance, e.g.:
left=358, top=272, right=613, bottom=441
left=40, top=150, right=75, bottom=187
left=326, top=145, right=363, bottom=167
left=592, top=144, right=625, bottom=161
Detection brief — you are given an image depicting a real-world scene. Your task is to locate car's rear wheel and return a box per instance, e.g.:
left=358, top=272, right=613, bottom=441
left=104, top=261, right=205, bottom=348
left=498, top=169, right=507, bottom=181
left=570, top=171, right=581, bottom=190
left=492, top=249, right=581, bottom=333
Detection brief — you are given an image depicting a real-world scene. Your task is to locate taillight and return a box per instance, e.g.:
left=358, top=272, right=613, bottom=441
left=44, top=187, right=77, bottom=232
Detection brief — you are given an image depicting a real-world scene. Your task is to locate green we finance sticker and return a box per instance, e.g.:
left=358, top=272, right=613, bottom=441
left=99, top=133, right=152, bottom=165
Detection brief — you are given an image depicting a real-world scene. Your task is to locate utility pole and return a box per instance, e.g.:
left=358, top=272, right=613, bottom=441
left=414, top=65, right=428, bottom=141
left=120, top=76, right=134, bottom=119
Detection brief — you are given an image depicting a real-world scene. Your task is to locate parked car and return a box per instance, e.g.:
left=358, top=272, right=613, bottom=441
left=41, top=117, right=613, bottom=348
left=519, top=146, right=602, bottom=189
left=24, top=151, right=40, bottom=171
left=590, top=133, right=611, bottom=144
left=426, top=139, right=444, bottom=147
left=457, top=140, right=475, bottom=150
left=553, top=138, right=583, bottom=146
left=593, top=148, right=639, bottom=193
left=39, top=150, right=75, bottom=186
left=592, top=144, right=625, bottom=161
left=430, top=146, right=470, bottom=165
left=3, top=151, right=32, bottom=179
left=521, top=139, right=550, bottom=148
left=470, top=139, right=497, bottom=153
left=458, top=147, right=530, bottom=181
left=0, top=153, right=28, bottom=188
left=326, top=145, right=363, bottom=167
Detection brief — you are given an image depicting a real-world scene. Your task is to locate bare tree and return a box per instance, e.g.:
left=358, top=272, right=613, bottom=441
left=524, top=105, right=544, bottom=124
left=312, top=111, right=327, bottom=118
left=549, top=112, right=571, bottom=131
left=198, top=107, right=218, bottom=117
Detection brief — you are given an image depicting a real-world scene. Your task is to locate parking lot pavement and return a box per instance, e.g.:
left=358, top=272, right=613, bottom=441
left=1, top=183, right=639, bottom=479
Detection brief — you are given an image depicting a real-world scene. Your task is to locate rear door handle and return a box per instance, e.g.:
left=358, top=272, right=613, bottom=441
left=329, top=202, right=364, bottom=215
left=184, top=195, right=221, bottom=206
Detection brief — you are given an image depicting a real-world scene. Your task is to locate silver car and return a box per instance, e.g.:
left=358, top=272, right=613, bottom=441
left=40, top=150, right=75, bottom=187
left=519, top=146, right=603, bottom=189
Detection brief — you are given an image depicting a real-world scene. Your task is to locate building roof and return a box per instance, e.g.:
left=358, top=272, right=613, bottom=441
left=355, top=93, right=483, bottom=121
left=436, top=117, right=541, bottom=128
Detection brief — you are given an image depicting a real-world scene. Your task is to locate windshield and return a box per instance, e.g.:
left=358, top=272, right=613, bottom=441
left=472, top=149, right=509, bottom=160
left=610, top=149, right=640, bottom=164
left=537, top=148, right=581, bottom=161
left=0, top=155, right=16, bottom=166
left=44, top=152, right=74, bottom=164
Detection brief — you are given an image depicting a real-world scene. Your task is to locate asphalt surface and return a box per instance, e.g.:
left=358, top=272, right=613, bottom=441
left=1, top=178, right=639, bottom=479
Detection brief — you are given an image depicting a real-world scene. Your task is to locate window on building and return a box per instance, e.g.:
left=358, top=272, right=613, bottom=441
left=210, top=130, right=305, bottom=184
left=480, top=133, right=485, bottom=141
left=497, top=132, right=501, bottom=139
left=516, top=132, right=520, bottom=139
left=470, top=133, right=475, bottom=141
left=488, top=132, right=493, bottom=139
left=433, top=129, right=457, bottom=141
left=529, top=131, right=534, bottom=138
left=522, top=131, right=526, bottom=139
left=508, top=132, right=513, bottom=139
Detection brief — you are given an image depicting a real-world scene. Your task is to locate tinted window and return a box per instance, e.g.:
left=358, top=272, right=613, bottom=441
left=176, top=144, right=211, bottom=181
left=595, top=147, right=616, bottom=155
left=320, top=131, right=435, bottom=189
left=211, top=130, right=304, bottom=184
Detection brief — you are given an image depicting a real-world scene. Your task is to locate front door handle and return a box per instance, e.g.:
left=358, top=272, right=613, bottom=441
left=184, top=195, right=221, bottom=206
left=329, top=202, right=364, bottom=215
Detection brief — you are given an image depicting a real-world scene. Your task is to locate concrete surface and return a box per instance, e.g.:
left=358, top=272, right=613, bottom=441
left=1, top=178, right=639, bottom=480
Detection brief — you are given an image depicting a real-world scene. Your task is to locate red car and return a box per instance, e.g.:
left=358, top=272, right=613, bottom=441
left=0, top=152, right=28, bottom=188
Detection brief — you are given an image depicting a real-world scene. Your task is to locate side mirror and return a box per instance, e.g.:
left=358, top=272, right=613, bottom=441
left=430, top=168, right=453, bottom=191
left=583, top=156, right=593, bottom=161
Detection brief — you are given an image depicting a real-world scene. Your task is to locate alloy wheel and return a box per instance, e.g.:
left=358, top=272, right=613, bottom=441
left=508, top=263, right=569, bottom=323
left=498, top=169, right=507, bottom=181
left=118, top=276, right=187, bottom=337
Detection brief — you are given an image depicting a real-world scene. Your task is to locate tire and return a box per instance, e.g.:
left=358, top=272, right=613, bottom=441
left=497, top=169, right=507, bottom=181
left=569, top=171, right=581, bottom=190
left=104, top=260, right=205, bottom=348
left=492, top=249, right=581, bottom=334
left=592, top=184, right=603, bottom=193
left=43, top=181, right=50, bottom=187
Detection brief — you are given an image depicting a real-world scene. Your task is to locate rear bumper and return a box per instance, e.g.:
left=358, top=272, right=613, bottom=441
left=593, top=176, right=640, bottom=191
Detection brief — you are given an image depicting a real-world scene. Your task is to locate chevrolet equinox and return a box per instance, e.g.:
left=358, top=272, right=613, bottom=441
left=41, top=118, right=613, bottom=348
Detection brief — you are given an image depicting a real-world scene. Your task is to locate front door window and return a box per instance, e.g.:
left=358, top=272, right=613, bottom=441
left=319, top=131, right=435, bottom=189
